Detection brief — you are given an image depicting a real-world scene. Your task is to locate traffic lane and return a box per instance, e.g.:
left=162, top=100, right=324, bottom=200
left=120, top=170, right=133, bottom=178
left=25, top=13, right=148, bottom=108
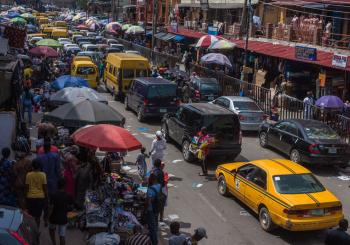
left=108, top=99, right=327, bottom=245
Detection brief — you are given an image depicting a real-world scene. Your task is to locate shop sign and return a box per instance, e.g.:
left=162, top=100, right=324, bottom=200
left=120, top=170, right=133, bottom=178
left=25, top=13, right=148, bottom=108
left=332, top=53, right=348, bottom=68
left=318, top=73, right=326, bottom=87
left=208, top=26, right=218, bottom=35
left=200, top=0, right=209, bottom=10
left=295, top=46, right=317, bottom=61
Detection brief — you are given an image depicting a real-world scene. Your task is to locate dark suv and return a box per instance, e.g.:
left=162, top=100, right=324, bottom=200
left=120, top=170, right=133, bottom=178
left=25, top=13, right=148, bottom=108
left=191, top=77, right=221, bottom=102
left=161, top=103, right=242, bottom=162
left=125, top=77, right=180, bottom=122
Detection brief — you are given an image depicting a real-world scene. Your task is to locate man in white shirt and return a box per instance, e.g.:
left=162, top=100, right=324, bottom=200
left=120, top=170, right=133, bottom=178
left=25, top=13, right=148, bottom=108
left=149, top=131, right=167, bottom=166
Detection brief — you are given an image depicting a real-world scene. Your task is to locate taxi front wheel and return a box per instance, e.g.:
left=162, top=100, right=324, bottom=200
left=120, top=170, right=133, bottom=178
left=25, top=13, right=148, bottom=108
left=259, top=207, right=276, bottom=232
left=218, top=175, right=230, bottom=197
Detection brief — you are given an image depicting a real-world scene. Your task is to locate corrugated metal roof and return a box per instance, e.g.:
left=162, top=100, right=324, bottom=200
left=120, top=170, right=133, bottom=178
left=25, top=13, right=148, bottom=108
left=230, top=38, right=350, bottom=71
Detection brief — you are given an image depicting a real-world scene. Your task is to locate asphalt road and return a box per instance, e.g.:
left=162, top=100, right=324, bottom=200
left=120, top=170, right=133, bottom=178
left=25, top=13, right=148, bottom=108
left=40, top=91, right=350, bottom=245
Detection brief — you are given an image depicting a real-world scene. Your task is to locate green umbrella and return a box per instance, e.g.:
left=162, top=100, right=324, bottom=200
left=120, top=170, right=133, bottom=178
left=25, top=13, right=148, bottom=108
left=36, top=39, right=62, bottom=48
left=122, top=24, right=131, bottom=31
left=10, top=17, right=27, bottom=24
left=20, top=13, right=34, bottom=19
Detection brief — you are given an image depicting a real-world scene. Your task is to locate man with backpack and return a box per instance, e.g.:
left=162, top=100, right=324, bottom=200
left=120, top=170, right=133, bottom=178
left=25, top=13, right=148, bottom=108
left=146, top=173, right=164, bottom=245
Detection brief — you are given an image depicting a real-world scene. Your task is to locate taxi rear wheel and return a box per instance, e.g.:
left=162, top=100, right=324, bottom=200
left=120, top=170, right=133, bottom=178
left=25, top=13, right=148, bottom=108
left=218, top=175, right=230, bottom=197
left=259, top=207, right=276, bottom=232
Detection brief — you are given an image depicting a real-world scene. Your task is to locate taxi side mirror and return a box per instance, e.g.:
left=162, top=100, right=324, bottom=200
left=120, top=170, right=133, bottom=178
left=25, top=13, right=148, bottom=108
left=231, top=169, right=237, bottom=174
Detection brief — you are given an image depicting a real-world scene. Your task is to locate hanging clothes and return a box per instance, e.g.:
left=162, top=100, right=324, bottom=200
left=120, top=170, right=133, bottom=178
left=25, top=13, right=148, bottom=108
left=4, top=26, right=26, bottom=49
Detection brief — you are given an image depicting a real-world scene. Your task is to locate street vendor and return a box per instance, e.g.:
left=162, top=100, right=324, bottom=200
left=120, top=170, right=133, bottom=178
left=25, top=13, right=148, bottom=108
left=194, top=127, right=212, bottom=176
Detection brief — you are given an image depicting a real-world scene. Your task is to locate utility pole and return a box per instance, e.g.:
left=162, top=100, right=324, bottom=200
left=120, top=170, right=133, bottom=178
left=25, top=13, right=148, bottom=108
left=244, top=0, right=251, bottom=66
left=239, top=0, right=247, bottom=39
left=111, top=0, right=115, bottom=21
left=151, top=0, right=158, bottom=51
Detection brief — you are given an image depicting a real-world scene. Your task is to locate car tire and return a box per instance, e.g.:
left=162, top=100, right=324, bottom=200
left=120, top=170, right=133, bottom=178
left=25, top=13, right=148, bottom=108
left=161, top=123, right=170, bottom=142
left=259, top=132, right=268, bottom=148
left=124, top=97, right=130, bottom=111
left=259, top=207, right=276, bottom=232
left=137, top=107, right=144, bottom=122
left=218, top=175, right=230, bottom=197
left=290, top=149, right=301, bottom=164
left=182, top=140, right=195, bottom=162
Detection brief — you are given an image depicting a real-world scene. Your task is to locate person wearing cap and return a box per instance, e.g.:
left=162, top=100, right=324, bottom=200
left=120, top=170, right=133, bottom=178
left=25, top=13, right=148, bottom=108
left=185, top=227, right=208, bottom=245
left=149, top=131, right=167, bottom=167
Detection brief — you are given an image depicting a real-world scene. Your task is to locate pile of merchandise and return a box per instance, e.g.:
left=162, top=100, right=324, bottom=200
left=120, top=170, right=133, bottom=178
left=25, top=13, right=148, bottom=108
left=84, top=172, right=148, bottom=242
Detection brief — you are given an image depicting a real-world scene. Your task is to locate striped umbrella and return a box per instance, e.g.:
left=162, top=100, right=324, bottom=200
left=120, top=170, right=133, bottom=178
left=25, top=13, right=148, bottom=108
left=106, top=22, right=122, bottom=32
left=195, top=35, right=222, bottom=48
left=208, top=39, right=236, bottom=50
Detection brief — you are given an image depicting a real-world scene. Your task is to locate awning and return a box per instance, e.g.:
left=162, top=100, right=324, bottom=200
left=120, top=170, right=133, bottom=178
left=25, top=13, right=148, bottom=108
left=155, top=32, right=167, bottom=39
left=160, top=33, right=176, bottom=41
left=230, top=38, right=350, bottom=72
left=166, top=26, right=205, bottom=39
left=174, top=35, right=185, bottom=42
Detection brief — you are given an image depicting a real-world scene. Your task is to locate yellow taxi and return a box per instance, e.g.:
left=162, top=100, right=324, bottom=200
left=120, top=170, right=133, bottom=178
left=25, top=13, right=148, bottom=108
left=215, top=159, right=343, bottom=232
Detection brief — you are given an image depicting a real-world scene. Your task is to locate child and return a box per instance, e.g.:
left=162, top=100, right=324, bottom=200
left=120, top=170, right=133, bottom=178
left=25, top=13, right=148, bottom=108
left=25, top=158, right=47, bottom=227
left=136, top=147, right=148, bottom=180
left=48, top=178, right=73, bottom=245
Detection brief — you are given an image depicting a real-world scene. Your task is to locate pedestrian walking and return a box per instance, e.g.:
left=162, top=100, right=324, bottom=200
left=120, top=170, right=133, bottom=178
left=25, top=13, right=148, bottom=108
left=325, top=219, right=350, bottom=244
left=169, top=221, right=187, bottom=245
left=146, top=173, right=161, bottom=245
left=303, top=91, right=315, bottom=120
left=126, top=225, right=151, bottom=245
left=151, top=159, right=167, bottom=221
left=13, top=153, right=32, bottom=210
left=0, top=147, right=16, bottom=207
left=149, top=131, right=167, bottom=166
left=25, top=158, right=48, bottom=227
left=136, top=147, right=148, bottom=180
left=21, top=87, right=35, bottom=125
left=48, top=178, right=74, bottom=245
left=182, top=82, right=192, bottom=103
left=196, top=127, right=210, bottom=176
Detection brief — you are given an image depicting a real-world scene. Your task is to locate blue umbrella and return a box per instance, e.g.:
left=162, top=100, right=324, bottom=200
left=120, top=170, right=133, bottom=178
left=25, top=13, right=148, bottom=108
left=315, top=95, right=344, bottom=109
left=7, top=12, right=20, bottom=18
left=51, top=75, right=90, bottom=90
left=200, top=53, right=232, bottom=68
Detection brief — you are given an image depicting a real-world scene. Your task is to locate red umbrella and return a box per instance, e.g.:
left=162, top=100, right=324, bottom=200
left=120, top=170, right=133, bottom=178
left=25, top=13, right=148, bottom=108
left=77, top=24, right=89, bottom=30
left=71, top=124, right=141, bottom=152
left=29, top=46, right=58, bottom=57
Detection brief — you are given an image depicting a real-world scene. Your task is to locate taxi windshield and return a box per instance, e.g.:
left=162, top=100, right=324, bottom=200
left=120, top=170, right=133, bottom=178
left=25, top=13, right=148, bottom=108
left=77, top=67, right=95, bottom=75
left=273, top=174, right=325, bottom=194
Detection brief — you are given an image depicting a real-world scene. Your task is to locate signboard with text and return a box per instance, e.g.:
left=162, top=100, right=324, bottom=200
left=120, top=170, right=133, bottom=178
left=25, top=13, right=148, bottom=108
left=208, top=26, right=218, bottom=35
left=295, top=46, right=317, bottom=61
left=332, top=53, right=348, bottom=68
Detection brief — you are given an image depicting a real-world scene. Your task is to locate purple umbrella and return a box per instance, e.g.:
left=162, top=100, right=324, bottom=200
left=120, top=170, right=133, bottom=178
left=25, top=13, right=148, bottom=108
left=315, top=95, right=344, bottom=108
left=200, top=53, right=232, bottom=68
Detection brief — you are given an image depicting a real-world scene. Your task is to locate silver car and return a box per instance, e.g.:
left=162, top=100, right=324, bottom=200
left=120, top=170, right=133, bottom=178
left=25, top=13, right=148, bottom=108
left=211, top=96, right=266, bottom=131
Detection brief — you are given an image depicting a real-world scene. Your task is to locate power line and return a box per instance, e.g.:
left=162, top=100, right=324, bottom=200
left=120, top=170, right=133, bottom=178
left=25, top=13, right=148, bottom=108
left=263, top=2, right=350, bottom=21
left=295, top=3, right=350, bottom=15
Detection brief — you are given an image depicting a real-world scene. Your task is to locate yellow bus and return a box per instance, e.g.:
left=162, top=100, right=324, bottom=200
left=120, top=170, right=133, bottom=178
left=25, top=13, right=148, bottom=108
left=71, top=60, right=98, bottom=89
left=38, top=17, right=49, bottom=25
left=54, top=21, right=67, bottom=28
left=104, top=53, right=150, bottom=100
left=51, top=28, right=68, bottom=39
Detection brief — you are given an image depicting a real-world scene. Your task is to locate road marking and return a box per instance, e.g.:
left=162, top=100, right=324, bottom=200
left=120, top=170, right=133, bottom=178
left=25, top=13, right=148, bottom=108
left=172, top=159, right=183, bottom=163
left=141, top=132, right=155, bottom=139
left=198, top=192, right=227, bottom=222
left=239, top=210, right=251, bottom=216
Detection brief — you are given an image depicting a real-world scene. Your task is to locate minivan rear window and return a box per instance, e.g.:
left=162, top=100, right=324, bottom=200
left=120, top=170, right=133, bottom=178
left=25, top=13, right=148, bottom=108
left=200, top=83, right=219, bottom=93
left=203, top=115, right=239, bottom=141
left=147, top=84, right=177, bottom=99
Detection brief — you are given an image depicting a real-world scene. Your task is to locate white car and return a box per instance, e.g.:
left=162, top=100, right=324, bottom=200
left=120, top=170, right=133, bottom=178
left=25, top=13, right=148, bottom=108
left=211, top=96, right=266, bottom=131
left=82, top=44, right=98, bottom=52
left=63, top=43, right=78, bottom=49
left=58, top=38, right=71, bottom=44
